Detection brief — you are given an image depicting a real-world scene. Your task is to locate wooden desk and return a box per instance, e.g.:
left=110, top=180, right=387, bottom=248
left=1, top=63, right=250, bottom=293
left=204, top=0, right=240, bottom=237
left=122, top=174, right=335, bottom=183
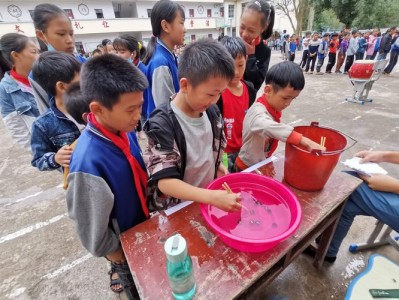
left=121, top=155, right=362, bottom=299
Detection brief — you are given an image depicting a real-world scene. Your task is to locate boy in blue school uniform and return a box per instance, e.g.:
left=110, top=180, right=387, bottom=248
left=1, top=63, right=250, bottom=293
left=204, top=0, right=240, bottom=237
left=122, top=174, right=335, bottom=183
left=316, top=33, right=329, bottom=74
left=66, top=54, right=149, bottom=298
left=288, top=34, right=297, bottom=62
left=30, top=52, right=81, bottom=171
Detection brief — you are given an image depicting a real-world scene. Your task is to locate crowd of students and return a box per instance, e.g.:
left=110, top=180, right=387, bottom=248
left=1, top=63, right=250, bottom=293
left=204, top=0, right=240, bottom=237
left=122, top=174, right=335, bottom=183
left=0, top=1, right=398, bottom=299
left=279, top=26, right=399, bottom=75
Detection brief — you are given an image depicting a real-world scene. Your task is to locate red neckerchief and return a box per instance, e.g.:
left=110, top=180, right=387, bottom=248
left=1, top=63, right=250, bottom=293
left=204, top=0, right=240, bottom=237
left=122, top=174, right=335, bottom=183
left=87, top=113, right=149, bottom=218
left=254, top=36, right=261, bottom=46
left=10, top=69, right=31, bottom=87
left=256, top=95, right=282, bottom=157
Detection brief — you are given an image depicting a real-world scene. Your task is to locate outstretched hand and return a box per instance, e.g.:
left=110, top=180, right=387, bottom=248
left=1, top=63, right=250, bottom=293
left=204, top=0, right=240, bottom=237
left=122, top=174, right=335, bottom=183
left=209, top=190, right=242, bottom=212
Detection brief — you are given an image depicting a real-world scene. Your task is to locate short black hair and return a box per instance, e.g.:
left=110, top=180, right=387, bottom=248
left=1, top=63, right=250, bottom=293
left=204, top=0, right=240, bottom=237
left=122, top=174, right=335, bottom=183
left=219, top=36, right=246, bottom=59
left=32, top=51, right=81, bottom=96
left=265, top=61, right=305, bottom=91
left=92, top=49, right=102, bottom=56
left=102, top=39, right=111, bottom=47
left=178, top=38, right=235, bottom=88
left=80, top=54, right=148, bottom=110
left=64, top=82, right=88, bottom=125
left=113, top=34, right=140, bottom=59
left=351, top=30, right=359, bottom=35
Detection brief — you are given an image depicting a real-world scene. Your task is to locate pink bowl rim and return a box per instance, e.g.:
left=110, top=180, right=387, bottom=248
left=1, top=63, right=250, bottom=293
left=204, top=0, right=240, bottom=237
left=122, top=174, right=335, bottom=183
left=201, top=173, right=302, bottom=244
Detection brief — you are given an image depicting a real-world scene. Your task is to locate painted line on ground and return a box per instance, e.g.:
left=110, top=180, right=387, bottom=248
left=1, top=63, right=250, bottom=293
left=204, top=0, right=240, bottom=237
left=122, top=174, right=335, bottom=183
left=353, top=116, right=361, bottom=120
left=288, top=119, right=303, bottom=125
left=41, top=253, right=93, bottom=280
left=0, top=213, right=67, bottom=244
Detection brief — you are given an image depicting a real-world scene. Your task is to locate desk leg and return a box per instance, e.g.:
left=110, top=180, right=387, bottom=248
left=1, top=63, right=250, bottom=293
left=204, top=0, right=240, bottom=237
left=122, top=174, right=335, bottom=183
left=313, top=198, right=348, bottom=269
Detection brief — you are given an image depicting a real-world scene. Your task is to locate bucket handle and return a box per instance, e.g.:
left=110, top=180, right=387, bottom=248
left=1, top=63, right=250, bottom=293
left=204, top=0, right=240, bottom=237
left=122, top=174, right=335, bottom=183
left=309, top=122, right=357, bottom=156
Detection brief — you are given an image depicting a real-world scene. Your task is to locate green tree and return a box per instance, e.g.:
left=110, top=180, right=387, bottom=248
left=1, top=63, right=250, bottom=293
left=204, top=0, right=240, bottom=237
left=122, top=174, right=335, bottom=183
left=313, top=9, right=344, bottom=32
left=352, top=0, right=399, bottom=29
left=310, top=0, right=357, bottom=28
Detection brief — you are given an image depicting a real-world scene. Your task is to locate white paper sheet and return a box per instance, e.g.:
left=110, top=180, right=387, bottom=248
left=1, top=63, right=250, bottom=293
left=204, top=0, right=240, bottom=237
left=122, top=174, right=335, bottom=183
left=164, top=201, right=194, bottom=216
left=342, top=157, right=388, bottom=176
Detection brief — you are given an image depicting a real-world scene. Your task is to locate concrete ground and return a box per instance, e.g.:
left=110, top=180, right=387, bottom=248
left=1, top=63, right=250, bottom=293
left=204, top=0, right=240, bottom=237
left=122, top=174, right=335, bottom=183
left=1, top=50, right=398, bottom=300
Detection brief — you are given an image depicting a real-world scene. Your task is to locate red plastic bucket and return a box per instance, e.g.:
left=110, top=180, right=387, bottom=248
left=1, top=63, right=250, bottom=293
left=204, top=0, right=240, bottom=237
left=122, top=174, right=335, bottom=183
left=284, top=122, right=356, bottom=191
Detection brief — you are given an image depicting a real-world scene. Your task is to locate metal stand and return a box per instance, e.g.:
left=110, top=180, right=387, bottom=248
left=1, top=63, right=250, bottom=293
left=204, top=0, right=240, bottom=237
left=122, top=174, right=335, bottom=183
left=349, top=220, right=399, bottom=253
left=345, top=60, right=388, bottom=104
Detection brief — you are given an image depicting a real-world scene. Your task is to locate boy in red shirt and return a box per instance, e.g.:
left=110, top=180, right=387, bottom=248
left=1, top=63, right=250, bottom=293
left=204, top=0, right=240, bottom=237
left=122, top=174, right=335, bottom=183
left=326, top=33, right=339, bottom=73
left=217, top=36, right=257, bottom=172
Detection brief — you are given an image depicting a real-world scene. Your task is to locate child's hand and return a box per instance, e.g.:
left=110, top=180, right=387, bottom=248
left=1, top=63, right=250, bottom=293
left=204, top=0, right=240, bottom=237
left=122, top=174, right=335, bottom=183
left=217, top=163, right=229, bottom=177
left=55, top=145, right=73, bottom=167
left=355, top=150, right=386, bottom=163
left=209, top=190, right=242, bottom=212
left=242, top=39, right=255, bottom=55
left=300, top=137, right=326, bottom=152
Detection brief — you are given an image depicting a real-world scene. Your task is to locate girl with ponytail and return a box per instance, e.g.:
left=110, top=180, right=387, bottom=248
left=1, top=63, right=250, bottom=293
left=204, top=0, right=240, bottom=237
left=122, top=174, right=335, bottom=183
left=240, top=0, right=275, bottom=91
left=143, top=0, right=185, bottom=118
left=0, top=33, right=40, bottom=150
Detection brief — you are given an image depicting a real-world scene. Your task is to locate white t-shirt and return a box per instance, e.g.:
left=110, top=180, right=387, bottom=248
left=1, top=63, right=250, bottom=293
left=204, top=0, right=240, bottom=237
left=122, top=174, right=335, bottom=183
left=171, top=102, right=215, bottom=188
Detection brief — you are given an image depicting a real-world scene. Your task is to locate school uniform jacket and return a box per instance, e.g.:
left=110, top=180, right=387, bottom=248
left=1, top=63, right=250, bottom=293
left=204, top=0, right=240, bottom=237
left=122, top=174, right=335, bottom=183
left=145, top=39, right=179, bottom=119
left=66, top=123, right=147, bottom=257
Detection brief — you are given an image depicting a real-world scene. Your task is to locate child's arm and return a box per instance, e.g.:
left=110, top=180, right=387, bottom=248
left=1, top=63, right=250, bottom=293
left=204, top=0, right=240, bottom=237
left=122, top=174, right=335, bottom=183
left=66, top=171, right=121, bottom=257
left=158, top=178, right=242, bottom=212
left=152, top=66, right=176, bottom=108
left=299, top=136, right=326, bottom=151
left=31, top=123, right=73, bottom=171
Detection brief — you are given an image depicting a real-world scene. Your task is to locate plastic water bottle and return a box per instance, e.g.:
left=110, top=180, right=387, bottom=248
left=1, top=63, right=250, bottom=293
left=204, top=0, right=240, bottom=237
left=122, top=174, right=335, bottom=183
left=164, top=234, right=196, bottom=300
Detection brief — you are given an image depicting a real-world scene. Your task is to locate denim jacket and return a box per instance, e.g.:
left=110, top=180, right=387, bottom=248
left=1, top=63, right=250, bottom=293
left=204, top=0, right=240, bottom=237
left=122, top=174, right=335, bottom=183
left=31, top=98, right=80, bottom=171
left=0, top=72, right=40, bottom=150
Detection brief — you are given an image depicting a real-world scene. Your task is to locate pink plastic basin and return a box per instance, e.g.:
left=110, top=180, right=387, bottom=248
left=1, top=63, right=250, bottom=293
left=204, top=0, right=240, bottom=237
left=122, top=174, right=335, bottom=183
left=201, top=173, right=302, bottom=253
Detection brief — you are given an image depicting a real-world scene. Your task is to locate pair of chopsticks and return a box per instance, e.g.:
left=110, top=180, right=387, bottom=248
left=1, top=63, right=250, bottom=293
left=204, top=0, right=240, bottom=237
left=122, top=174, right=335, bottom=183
left=222, top=182, right=233, bottom=194
left=320, top=136, right=326, bottom=147
left=222, top=182, right=248, bottom=210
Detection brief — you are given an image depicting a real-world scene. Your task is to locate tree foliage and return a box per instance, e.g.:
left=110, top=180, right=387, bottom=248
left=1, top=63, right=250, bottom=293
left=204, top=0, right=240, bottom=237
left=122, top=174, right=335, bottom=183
left=310, top=0, right=398, bottom=29
left=352, top=0, right=399, bottom=29
left=313, top=9, right=344, bottom=32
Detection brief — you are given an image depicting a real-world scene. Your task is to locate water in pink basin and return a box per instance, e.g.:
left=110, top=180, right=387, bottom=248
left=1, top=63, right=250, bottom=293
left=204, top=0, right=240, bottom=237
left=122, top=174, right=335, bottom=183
left=209, top=190, right=292, bottom=240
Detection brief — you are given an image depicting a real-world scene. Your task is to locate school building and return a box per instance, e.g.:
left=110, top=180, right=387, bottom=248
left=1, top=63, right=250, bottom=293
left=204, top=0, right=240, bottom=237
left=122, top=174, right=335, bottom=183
left=0, top=0, right=257, bottom=53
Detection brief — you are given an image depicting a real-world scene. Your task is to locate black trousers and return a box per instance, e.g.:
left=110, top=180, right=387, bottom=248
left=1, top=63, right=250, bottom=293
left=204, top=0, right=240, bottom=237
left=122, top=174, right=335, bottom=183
left=325, top=52, right=337, bottom=72
left=384, top=51, right=399, bottom=74
left=344, top=55, right=355, bottom=73
left=300, top=50, right=309, bottom=68
left=305, top=54, right=317, bottom=72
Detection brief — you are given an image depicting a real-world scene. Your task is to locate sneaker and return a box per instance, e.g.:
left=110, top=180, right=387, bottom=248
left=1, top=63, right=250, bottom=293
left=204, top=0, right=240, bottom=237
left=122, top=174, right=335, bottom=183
left=316, top=72, right=324, bottom=75
left=325, top=71, right=332, bottom=74
left=335, top=70, right=342, bottom=74
left=302, top=246, right=337, bottom=263
left=343, top=71, right=348, bottom=75
left=309, top=71, right=313, bottom=74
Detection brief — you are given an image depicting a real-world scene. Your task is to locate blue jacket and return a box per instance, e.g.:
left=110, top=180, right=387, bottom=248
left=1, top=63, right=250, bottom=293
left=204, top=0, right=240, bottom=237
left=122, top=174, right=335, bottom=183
left=137, top=61, right=149, bottom=120
left=0, top=73, right=39, bottom=149
left=318, top=40, right=328, bottom=59
left=66, top=123, right=147, bottom=256
left=289, top=41, right=297, bottom=54
left=145, top=39, right=179, bottom=119
left=357, top=37, right=367, bottom=54
left=31, top=98, right=80, bottom=171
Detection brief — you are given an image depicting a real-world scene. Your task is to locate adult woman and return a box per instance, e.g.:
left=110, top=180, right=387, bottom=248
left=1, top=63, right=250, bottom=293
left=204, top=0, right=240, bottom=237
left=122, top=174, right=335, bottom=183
left=0, top=33, right=39, bottom=150
left=239, top=0, right=275, bottom=91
